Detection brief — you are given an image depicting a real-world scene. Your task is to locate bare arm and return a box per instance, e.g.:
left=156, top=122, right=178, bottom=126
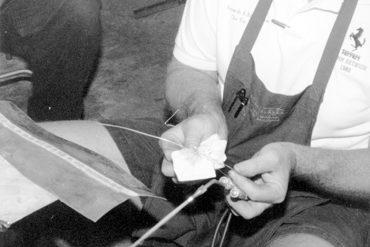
left=227, top=142, right=370, bottom=219
left=290, top=143, right=370, bottom=202
left=165, top=57, right=223, bottom=121
left=160, top=57, right=228, bottom=178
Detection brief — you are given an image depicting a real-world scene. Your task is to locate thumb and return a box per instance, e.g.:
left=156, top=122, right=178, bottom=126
left=160, top=129, right=184, bottom=160
left=161, top=158, right=176, bottom=177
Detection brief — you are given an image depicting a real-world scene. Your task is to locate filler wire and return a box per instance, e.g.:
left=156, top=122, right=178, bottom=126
left=130, top=179, right=222, bottom=247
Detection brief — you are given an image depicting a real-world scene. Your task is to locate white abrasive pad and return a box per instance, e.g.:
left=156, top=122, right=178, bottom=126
left=172, top=134, right=227, bottom=182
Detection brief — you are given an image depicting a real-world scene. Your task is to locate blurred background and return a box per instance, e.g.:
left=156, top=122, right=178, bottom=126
left=0, top=0, right=184, bottom=122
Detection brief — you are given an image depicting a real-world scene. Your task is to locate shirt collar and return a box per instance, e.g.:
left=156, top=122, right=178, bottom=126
left=297, top=0, right=343, bottom=14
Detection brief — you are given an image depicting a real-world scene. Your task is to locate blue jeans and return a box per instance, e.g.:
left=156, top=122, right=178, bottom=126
left=0, top=0, right=102, bottom=121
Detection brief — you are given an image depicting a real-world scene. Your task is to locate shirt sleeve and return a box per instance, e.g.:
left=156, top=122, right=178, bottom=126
left=173, top=0, right=218, bottom=71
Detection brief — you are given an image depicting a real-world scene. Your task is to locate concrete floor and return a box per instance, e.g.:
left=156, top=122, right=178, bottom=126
left=0, top=1, right=184, bottom=246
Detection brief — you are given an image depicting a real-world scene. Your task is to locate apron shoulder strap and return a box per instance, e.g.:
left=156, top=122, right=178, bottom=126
left=312, top=0, right=358, bottom=102
left=237, top=0, right=273, bottom=53
left=236, top=0, right=358, bottom=102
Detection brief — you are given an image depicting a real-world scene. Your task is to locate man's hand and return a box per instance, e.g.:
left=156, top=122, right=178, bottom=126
left=162, top=57, right=226, bottom=181
left=226, top=143, right=296, bottom=219
left=160, top=112, right=227, bottom=179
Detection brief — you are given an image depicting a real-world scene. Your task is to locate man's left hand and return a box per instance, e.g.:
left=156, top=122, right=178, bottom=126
left=226, top=143, right=295, bottom=219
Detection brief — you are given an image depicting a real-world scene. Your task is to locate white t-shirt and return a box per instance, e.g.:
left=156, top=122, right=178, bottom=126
left=174, top=0, right=370, bottom=149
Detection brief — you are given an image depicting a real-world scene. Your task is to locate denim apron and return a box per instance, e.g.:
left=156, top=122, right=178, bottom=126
left=123, top=0, right=359, bottom=246
left=223, top=0, right=357, bottom=164
left=221, top=0, right=358, bottom=246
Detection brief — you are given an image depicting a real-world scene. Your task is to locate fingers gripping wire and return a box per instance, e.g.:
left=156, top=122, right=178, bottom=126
left=218, top=164, right=248, bottom=200
left=219, top=176, right=249, bottom=200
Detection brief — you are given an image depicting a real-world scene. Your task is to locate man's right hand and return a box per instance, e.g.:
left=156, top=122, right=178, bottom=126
left=160, top=112, right=228, bottom=179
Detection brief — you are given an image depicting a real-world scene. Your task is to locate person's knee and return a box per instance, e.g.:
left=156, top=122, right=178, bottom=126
left=267, top=233, right=336, bottom=247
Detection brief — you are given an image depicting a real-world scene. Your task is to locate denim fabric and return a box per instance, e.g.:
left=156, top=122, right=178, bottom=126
left=224, top=192, right=370, bottom=247
left=265, top=202, right=370, bottom=247
left=0, top=0, right=102, bottom=121
left=105, top=118, right=167, bottom=189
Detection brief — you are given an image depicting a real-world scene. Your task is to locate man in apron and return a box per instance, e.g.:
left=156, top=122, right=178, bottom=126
left=1, top=0, right=370, bottom=246
left=87, top=0, right=370, bottom=245
left=155, top=0, right=370, bottom=246
left=0, top=0, right=102, bottom=121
